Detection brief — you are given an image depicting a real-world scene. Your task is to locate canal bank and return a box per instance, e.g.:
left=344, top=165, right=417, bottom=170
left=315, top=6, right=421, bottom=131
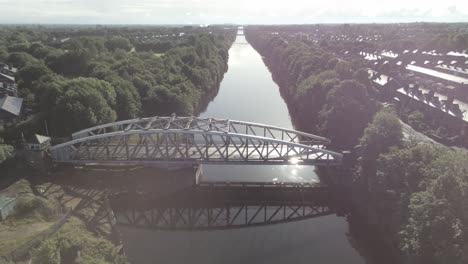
left=116, top=32, right=367, bottom=264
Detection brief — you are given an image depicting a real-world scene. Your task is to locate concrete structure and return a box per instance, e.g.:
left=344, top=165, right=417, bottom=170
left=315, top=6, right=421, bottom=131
left=0, top=197, right=16, bottom=221
left=23, top=134, right=52, bottom=170
left=25, top=134, right=51, bottom=151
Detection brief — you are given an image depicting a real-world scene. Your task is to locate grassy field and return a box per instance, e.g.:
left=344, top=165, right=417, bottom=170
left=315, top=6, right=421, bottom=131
left=0, top=179, right=60, bottom=257
left=0, top=166, right=129, bottom=263
left=31, top=216, right=126, bottom=264
left=0, top=221, right=52, bottom=256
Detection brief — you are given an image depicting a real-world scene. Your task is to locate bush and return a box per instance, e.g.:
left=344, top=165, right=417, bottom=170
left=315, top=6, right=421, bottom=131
left=408, top=111, right=427, bottom=132
left=360, top=109, right=403, bottom=160
left=32, top=217, right=127, bottom=264
left=0, top=142, right=14, bottom=164
left=14, top=196, right=60, bottom=221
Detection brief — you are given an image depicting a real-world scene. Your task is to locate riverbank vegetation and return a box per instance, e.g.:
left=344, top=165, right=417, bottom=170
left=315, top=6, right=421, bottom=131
left=246, top=25, right=468, bottom=264
left=0, top=26, right=235, bottom=138
left=0, top=136, right=14, bottom=163
left=0, top=179, right=61, bottom=258
left=357, top=108, right=468, bottom=264
left=246, top=27, right=377, bottom=149
left=0, top=168, right=128, bottom=263
left=32, top=216, right=127, bottom=264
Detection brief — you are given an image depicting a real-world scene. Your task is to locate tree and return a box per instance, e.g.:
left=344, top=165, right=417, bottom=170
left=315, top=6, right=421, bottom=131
left=107, top=78, right=141, bottom=119
left=334, top=60, right=353, bottom=79
left=7, top=41, right=31, bottom=53
left=408, top=111, right=427, bottom=132
left=105, top=37, right=132, bottom=52
left=357, top=109, right=403, bottom=190
left=360, top=110, right=403, bottom=160
left=400, top=149, right=468, bottom=264
left=319, top=80, right=377, bottom=148
left=0, top=46, right=7, bottom=61
left=6, top=52, right=39, bottom=68
left=48, top=50, right=90, bottom=76
left=38, top=77, right=117, bottom=136
left=16, top=62, right=51, bottom=88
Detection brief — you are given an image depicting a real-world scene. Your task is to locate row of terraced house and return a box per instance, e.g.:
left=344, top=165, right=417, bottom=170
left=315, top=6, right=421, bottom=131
left=0, top=63, right=23, bottom=129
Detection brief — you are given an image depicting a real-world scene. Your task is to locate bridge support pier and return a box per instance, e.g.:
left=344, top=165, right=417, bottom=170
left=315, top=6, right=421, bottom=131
left=195, top=164, right=204, bottom=185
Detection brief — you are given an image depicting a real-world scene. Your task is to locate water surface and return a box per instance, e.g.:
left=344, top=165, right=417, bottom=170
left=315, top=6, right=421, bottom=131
left=118, top=33, right=366, bottom=264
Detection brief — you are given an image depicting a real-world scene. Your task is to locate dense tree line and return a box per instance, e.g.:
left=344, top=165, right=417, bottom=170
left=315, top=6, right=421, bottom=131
left=0, top=26, right=236, bottom=138
left=356, top=108, right=468, bottom=264
left=246, top=27, right=377, bottom=149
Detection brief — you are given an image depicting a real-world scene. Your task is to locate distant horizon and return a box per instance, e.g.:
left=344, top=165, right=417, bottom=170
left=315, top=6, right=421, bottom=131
left=1, top=21, right=468, bottom=26
left=1, top=0, right=467, bottom=25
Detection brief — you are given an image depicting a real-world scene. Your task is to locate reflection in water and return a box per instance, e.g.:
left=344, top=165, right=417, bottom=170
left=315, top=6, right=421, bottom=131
left=199, top=164, right=320, bottom=184
left=118, top=34, right=366, bottom=264
left=112, top=187, right=332, bottom=230
left=117, top=204, right=332, bottom=230
left=119, top=215, right=360, bottom=264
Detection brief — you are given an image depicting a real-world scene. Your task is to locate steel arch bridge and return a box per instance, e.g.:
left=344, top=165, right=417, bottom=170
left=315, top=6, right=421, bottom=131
left=50, top=116, right=343, bottom=166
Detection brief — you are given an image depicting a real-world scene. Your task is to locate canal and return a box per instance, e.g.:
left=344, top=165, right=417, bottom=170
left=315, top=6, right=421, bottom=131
left=117, top=32, right=366, bottom=264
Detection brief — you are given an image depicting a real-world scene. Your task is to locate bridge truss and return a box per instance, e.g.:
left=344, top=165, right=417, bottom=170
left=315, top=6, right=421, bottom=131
left=51, top=116, right=342, bottom=166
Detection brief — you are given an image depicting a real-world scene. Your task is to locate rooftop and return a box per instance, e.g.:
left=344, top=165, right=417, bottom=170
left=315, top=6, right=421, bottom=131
left=31, top=134, right=51, bottom=144
left=0, top=95, right=23, bottom=117
left=0, top=73, right=15, bottom=82
left=0, top=197, right=16, bottom=208
left=406, top=65, right=468, bottom=85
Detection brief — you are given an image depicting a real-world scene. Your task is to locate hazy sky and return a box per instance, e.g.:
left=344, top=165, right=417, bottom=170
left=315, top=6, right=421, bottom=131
left=0, top=0, right=467, bottom=24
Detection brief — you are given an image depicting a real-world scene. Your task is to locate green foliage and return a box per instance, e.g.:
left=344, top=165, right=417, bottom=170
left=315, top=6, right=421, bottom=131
left=0, top=46, right=7, bottom=61
left=105, top=37, right=132, bottom=52
left=400, top=149, right=468, bottom=263
left=32, top=217, right=128, bottom=264
left=408, top=111, right=428, bottom=132
left=38, top=76, right=117, bottom=136
left=7, top=42, right=31, bottom=53
left=318, top=80, right=377, bottom=148
left=356, top=139, right=468, bottom=263
left=0, top=137, right=14, bottom=163
left=6, top=52, right=39, bottom=68
left=14, top=196, right=60, bottom=221
left=16, top=62, right=51, bottom=87
left=360, top=110, right=403, bottom=160
left=0, top=27, right=235, bottom=137
left=48, top=49, right=91, bottom=76
left=246, top=28, right=377, bottom=146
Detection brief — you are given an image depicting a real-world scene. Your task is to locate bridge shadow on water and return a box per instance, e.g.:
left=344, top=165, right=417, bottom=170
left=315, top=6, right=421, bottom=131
left=110, top=182, right=343, bottom=231
left=50, top=165, right=349, bottom=232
